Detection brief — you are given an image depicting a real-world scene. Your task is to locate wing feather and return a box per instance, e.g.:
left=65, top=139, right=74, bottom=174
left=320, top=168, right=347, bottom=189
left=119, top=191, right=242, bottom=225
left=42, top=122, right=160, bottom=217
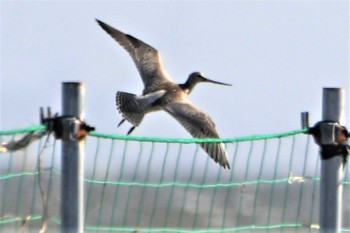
left=96, top=19, right=172, bottom=90
left=164, top=101, right=230, bottom=169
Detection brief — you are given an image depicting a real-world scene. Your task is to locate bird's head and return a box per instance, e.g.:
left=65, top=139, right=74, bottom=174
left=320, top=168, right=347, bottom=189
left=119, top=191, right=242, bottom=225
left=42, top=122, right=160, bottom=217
left=182, top=72, right=232, bottom=94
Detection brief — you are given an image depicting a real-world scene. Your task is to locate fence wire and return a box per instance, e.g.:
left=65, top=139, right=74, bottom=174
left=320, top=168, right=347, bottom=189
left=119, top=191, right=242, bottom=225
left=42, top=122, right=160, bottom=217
left=0, top=125, right=349, bottom=232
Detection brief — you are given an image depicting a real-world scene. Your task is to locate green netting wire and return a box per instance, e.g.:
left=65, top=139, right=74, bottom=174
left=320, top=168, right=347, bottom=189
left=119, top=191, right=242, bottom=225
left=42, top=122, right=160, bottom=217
left=0, top=124, right=308, bottom=141
left=1, top=125, right=350, bottom=233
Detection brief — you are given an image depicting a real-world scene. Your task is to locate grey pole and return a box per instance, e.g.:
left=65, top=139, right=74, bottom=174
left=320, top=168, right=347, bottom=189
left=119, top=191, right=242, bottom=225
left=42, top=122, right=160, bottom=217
left=320, top=88, right=345, bottom=233
left=61, top=82, right=85, bottom=233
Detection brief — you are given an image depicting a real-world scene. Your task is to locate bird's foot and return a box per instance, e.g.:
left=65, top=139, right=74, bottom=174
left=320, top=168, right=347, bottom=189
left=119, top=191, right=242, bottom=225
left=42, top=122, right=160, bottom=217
left=127, top=126, right=136, bottom=135
left=117, top=119, right=125, bottom=127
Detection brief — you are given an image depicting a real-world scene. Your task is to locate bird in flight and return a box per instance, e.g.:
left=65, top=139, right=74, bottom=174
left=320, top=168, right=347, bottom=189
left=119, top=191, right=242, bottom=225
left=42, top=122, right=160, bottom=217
left=96, top=19, right=231, bottom=169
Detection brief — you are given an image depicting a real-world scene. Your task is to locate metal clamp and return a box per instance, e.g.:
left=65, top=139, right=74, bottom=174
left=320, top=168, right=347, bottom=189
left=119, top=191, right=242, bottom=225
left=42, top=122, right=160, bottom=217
left=41, top=107, right=95, bottom=141
left=301, top=112, right=349, bottom=161
left=309, top=121, right=348, bottom=146
left=311, top=122, right=349, bottom=161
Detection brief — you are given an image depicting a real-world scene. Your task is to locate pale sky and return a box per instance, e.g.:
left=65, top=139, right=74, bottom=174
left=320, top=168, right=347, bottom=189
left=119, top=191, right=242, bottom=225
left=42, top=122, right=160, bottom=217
left=1, top=1, right=349, bottom=138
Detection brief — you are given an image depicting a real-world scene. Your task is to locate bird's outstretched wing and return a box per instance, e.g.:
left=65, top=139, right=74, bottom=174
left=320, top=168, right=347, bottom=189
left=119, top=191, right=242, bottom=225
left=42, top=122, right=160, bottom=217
left=164, top=101, right=230, bottom=169
left=96, top=19, right=173, bottom=91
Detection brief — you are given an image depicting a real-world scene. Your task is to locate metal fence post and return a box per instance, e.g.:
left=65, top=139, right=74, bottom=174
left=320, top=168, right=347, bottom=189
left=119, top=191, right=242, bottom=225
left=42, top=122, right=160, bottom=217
left=61, top=82, right=85, bottom=233
left=320, top=88, right=346, bottom=233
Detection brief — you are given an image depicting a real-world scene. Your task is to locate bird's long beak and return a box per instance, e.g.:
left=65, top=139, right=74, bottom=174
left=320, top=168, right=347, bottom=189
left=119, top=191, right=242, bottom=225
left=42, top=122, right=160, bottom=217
left=203, top=77, right=232, bottom=86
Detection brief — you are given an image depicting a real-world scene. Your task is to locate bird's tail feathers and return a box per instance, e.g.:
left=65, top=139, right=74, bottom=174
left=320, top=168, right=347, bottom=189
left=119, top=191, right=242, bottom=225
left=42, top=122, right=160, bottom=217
left=116, top=92, right=145, bottom=126
left=116, top=90, right=166, bottom=126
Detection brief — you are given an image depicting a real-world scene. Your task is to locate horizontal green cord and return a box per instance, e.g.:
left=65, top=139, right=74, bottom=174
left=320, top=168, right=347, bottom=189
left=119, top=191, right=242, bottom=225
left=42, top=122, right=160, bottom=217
left=0, top=215, right=42, bottom=225
left=88, top=128, right=308, bottom=143
left=0, top=124, right=308, bottom=143
left=84, top=177, right=292, bottom=188
left=0, top=125, right=46, bottom=135
left=1, top=216, right=350, bottom=232
left=6, top=170, right=350, bottom=187
left=0, top=217, right=307, bottom=232
left=85, top=223, right=305, bottom=232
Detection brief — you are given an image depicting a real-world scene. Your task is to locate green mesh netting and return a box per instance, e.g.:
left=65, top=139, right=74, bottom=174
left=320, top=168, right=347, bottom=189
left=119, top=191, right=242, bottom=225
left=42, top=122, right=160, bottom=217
left=0, top=125, right=349, bottom=232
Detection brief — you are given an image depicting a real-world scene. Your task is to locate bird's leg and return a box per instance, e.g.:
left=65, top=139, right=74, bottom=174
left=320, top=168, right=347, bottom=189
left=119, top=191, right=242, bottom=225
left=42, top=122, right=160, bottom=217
left=117, top=119, right=126, bottom=127
left=118, top=118, right=136, bottom=134
left=127, top=126, right=136, bottom=135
